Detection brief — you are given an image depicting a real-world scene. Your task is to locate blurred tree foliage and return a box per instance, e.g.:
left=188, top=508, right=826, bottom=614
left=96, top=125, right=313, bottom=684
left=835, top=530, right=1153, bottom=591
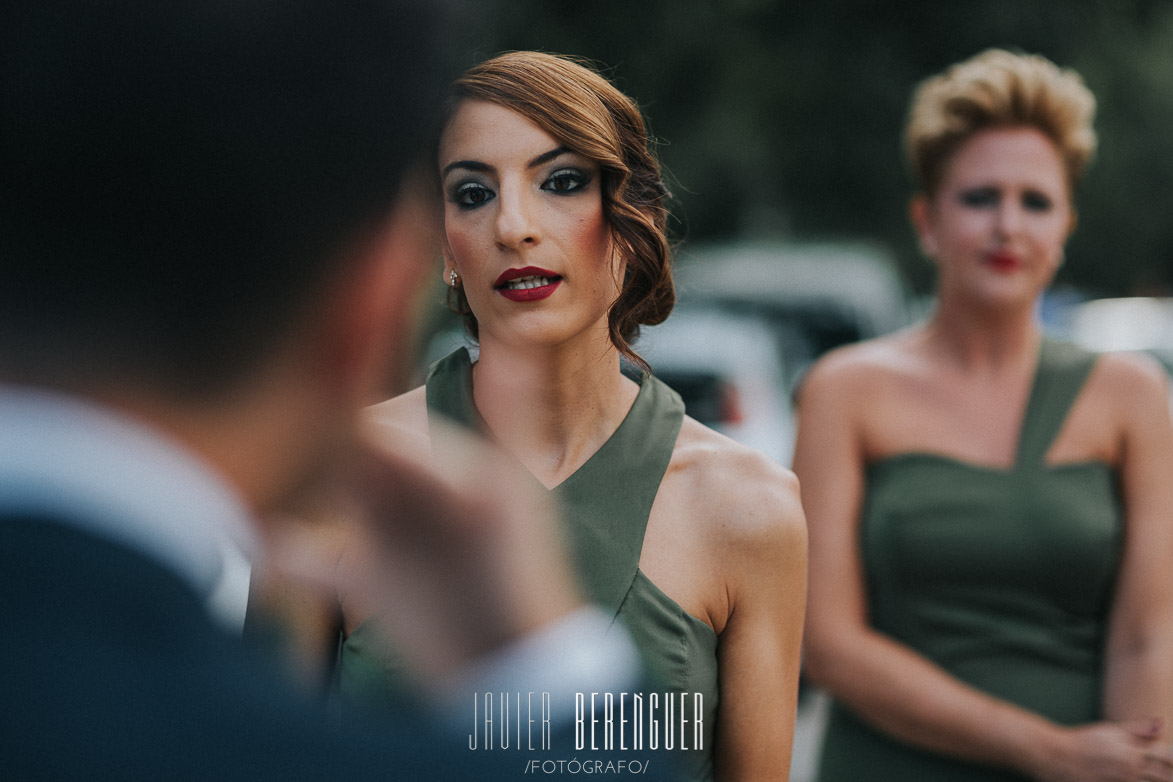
left=444, top=0, right=1173, bottom=297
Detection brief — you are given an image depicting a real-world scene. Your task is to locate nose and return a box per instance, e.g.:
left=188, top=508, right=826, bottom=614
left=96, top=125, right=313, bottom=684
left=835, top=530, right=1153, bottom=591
left=494, top=185, right=540, bottom=250
left=995, top=199, right=1024, bottom=238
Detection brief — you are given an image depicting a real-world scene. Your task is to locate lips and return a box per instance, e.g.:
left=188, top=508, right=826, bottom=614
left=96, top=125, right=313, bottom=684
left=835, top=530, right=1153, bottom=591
left=986, top=252, right=1021, bottom=272
left=494, top=266, right=562, bottom=302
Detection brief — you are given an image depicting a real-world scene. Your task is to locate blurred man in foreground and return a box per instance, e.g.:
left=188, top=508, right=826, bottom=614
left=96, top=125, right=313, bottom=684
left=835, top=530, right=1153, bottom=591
left=0, top=1, right=653, bottom=778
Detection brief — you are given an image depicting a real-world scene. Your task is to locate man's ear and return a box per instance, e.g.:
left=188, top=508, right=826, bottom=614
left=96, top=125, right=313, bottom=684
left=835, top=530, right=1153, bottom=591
left=324, top=176, right=439, bottom=406
left=909, top=193, right=938, bottom=260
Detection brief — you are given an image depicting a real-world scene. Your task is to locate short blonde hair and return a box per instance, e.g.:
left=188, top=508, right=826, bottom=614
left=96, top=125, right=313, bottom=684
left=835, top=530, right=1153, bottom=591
left=905, top=49, right=1097, bottom=196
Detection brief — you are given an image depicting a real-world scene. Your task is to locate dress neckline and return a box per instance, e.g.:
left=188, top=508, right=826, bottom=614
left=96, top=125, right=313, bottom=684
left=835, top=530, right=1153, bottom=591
left=867, top=337, right=1100, bottom=475
left=424, top=347, right=687, bottom=615
left=429, top=347, right=655, bottom=493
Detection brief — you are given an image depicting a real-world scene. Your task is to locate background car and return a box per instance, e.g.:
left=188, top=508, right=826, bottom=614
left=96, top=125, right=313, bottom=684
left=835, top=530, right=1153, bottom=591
left=1065, top=296, right=1173, bottom=373
left=631, top=304, right=795, bottom=465
left=674, top=240, right=913, bottom=394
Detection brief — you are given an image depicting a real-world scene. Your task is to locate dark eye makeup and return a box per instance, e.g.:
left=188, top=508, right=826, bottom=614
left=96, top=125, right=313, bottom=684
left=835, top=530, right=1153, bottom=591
left=1021, top=190, right=1053, bottom=212
left=541, top=168, right=591, bottom=195
left=957, top=187, right=999, bottom=208
left=450, top=181, right=495, bottom=209
left=956, top=186, right=1056, bottom=214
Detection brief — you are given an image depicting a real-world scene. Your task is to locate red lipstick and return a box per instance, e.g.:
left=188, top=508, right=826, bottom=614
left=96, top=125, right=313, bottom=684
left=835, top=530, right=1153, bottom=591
left=986, top=251, right=1021, bottom=273
left=494, top=266, right=562, bottom=302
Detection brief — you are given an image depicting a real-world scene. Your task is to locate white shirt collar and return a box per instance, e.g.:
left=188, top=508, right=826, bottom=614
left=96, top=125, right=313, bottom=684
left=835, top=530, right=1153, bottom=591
left=0, top=385, right=258, bottom=631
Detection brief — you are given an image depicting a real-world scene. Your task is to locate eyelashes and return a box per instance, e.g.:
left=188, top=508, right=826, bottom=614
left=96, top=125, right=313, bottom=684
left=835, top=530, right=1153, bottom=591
left=446, top=168, right=594, bottom=211
left=452, top=181, right=494, bottom=209
left=541, top=168, right=591, bottom=195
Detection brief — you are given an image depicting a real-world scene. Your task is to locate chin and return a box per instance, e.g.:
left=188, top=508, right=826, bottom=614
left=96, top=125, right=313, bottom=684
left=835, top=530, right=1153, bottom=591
left=942, top=278, right=1035, bottom=314
left=972, top=286, right=1043, bottom=312
left=492, top=311, right=608, bottom=348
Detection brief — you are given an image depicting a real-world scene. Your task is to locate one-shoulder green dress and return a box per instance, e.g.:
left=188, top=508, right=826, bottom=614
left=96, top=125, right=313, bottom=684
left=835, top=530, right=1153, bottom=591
left=817, top=338, right=1123, bottom=781
left=340, top=349, right=718, bottom=781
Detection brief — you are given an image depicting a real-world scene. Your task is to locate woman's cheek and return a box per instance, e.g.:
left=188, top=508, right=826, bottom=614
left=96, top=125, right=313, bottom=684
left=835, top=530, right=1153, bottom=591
left=444, top=226, right=478, bottom=268
left=572, top=213, right=613, bottom=270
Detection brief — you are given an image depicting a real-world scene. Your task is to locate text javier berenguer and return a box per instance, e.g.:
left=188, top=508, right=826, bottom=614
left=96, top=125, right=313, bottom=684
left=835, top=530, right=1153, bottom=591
left=468, top=691, right=703, bottom=752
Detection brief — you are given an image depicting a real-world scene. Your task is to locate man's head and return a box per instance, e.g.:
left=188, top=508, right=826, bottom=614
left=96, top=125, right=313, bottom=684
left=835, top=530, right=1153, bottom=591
left=1, top=0, right=448, bottom=515
left=1, top=0, right=444, bottom=401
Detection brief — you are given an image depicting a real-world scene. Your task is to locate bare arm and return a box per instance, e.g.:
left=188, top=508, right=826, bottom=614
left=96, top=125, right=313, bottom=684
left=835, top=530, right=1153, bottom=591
left=712, top=457, right=808, bottom=781
left=1101, top=355, right=1173, bottom=733
left=794, top=353, right=1173, bottom=782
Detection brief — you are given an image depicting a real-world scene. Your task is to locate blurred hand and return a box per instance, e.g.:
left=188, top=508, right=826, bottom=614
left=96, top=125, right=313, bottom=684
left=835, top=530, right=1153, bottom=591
left=340, top=416, right=583, bottom=683
left=1033, top=719, right=1173, bottom=782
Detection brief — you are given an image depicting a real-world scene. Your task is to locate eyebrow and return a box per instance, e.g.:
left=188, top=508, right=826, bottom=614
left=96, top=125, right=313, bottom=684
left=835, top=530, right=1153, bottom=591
left=440, top=146, right=572, bottom=179
left=529, top=146, right=571, bottom=168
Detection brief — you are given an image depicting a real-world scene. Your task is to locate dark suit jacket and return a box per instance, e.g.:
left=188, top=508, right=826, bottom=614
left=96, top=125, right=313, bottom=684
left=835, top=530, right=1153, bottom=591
left=0, top=516, right=678, bottom=780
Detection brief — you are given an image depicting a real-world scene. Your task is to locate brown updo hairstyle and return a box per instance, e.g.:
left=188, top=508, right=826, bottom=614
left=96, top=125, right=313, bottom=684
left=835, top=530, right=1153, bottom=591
left=905, top=48, right=1097, bottom=197
left=442, top=51, right=674, bottom=370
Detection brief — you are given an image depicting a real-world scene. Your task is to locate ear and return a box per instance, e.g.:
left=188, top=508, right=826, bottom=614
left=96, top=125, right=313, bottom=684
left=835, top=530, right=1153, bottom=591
left=440, top=234, right=458, bottom=287
left=909, top=194, right=939, bottom=260
left=1066, top=205, right=1079, bottom=240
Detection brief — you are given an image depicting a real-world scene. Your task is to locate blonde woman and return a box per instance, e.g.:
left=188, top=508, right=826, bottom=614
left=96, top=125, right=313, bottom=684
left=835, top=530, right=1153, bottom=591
left=797, top=49, right=1173, bottom=782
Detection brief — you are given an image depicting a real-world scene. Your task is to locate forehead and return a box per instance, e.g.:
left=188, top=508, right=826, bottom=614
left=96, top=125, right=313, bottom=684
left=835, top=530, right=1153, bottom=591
left=942, top=126, right=1068, bottom=191
left=438, top=100, right=560, bottom=167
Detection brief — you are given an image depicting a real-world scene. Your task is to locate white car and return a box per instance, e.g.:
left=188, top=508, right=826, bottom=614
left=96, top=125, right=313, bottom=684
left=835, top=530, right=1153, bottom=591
left=675, top=240, right=912, bottom=389
left=633, top=305, right=796, bottom=466
left=1064, top=296, right=1173, bottom=407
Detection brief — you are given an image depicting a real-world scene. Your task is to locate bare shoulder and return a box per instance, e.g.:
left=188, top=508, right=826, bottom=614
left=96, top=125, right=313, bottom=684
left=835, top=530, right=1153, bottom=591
left=1090, top=350, right=1169, bottom=401
left=671, top=417, right=805, bottom=554
left=797, top=330, right=924, bottom=406
left=1086, top=350, right=1171, bottom=425
left=363, top=385, right=430, bottom=453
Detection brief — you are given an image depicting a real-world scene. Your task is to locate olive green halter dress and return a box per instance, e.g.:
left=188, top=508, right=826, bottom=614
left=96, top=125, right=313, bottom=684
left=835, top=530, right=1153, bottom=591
left=340, top=349, right=718, bottom=781
left=817, top=339, right=1122, bottom=781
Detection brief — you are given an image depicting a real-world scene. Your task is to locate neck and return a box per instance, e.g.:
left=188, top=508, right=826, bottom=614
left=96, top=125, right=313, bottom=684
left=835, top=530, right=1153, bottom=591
left=925, top=292, right=1043, bottom=372
left=471, top=333, right=638, bottom=489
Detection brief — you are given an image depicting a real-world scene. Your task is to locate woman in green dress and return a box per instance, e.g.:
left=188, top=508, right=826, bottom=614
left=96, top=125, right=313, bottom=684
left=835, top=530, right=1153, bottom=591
left=795, top=49, right=1173, bottom=782
left=339, top=52, right=807, bottom=781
